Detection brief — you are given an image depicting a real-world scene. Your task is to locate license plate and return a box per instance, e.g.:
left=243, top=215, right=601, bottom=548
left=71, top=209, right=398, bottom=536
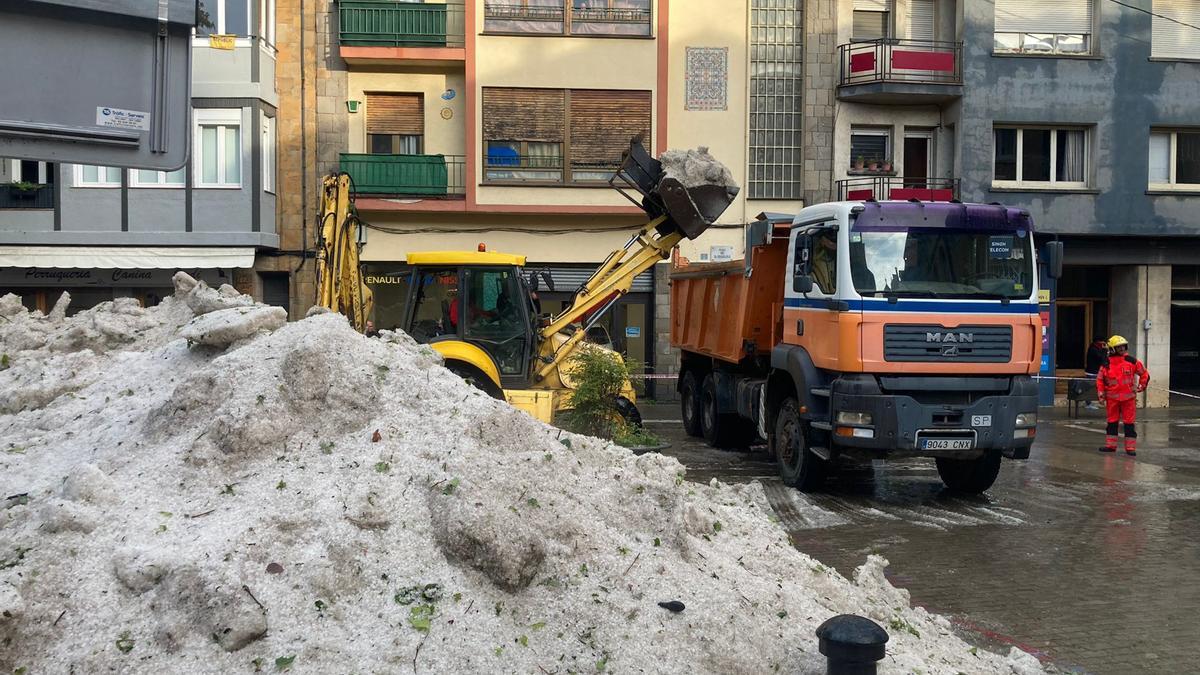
left=921, top=438, right=974, bottom=450
left=971, top=415, right=992, bottom=428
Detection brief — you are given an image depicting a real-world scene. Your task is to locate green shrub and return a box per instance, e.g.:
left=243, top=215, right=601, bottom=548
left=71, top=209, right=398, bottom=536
left=558, top=348, right=660, bottom=448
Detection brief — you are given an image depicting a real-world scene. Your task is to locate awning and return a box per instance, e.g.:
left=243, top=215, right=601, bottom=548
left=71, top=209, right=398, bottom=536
left=0, top=246, right=256, bottom=269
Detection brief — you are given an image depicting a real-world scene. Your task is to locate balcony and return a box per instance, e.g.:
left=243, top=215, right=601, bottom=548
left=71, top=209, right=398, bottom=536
left=0, top=183, right=54, bottom=210
left=339, top=1, right=465, bottom=63
left=340, top=154, right=465, bottom=197
left=837, top=39, right=963, bottom=104
left=836, top=176, right=960, bottom=202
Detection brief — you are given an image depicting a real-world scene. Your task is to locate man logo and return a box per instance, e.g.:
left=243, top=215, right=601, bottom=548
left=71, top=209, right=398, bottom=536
left=941, top=344, right=960, bottom=357
left=925, top=331, right=974, bottom=344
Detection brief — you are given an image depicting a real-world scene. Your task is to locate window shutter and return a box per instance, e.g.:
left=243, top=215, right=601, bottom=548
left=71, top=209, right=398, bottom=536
left=1152, top=0, right=1200, bottom=59
left=906, top=0, right=935, bottom=41
left=994, top=0, right=1093, bottom=34
left=854, top=0, right=891, bottom=10
left=568, top=90, right=652, bottom=168
left=482, top=88, right=566, bottom=142
left=366, top=93, right=424, bottom=135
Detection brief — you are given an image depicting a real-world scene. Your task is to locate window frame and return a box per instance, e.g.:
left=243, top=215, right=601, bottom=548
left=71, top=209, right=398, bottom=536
left=481, top=0, right=654, bottom=38
left=195, top=0, right=253, bottom=37
left=130, top=169, right=186, bottom=188
left=1149, top=129, right=1200, bottom=190
left=993, top=32, right=1091, bottom=56
left=11, top=160, right=53, bottom=185
left=849, top=127, right=893, bottom=170
left=992, top=125, right=1090, bottom=190
left=194, top=108, right=244, bottom=189
left=262, top=114, right=276, bottom=194
left=74, top=164, right=123, bottom=188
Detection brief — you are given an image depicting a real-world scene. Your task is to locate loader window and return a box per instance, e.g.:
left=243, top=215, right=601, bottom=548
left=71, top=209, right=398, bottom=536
left=407, top=268, right=460, bottom=343
left=464, top=267, right=529, bottom=376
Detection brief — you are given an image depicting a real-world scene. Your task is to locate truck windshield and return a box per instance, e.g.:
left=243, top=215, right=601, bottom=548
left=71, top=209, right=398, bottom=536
left=849, top=227, right=1034, bottom=299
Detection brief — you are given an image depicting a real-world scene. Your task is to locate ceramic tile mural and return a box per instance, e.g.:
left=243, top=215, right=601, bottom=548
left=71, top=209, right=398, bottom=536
left=685, top=47, right=728, bottom=111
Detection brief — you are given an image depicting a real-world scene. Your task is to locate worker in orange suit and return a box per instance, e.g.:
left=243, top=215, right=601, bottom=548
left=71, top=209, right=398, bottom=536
left=1096, top=335, right=1150, bottom=456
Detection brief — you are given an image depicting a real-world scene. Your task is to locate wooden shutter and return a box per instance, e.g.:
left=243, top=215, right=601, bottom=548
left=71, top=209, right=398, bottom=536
left=854, top=0, right=891, bottom=10
left=906, top=0, right=935, bottom=41
left=1152, top=0, right=1200, bottom=59
left=482, top=88, right=566, bottom=142
left=366, top=93, right=424, bottom=135
left=994, top=0, right=1093, bottom=34
left=568, top=90, right=652, bottom=168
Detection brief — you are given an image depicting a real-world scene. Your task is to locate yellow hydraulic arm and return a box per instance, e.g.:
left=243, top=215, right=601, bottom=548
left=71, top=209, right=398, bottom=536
left=315, top=173, right=373, bottom=332
left=534, top=215, right=679, bottom=382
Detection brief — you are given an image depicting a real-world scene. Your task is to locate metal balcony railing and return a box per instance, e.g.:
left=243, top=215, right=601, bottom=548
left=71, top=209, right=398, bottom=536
left=0, top=184, right=54, bottom=209
left=339, top=1, right=465, bottom=48
left=483, top=2, right=651, bottom=36
left=838, top=39, right=963, bottom=87
left=340, top=154, right=465, bottom=196
left=836, top=176, right=960, bottom=202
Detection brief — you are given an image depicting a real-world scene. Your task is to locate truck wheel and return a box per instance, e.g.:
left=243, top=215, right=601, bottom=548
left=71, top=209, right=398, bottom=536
left=700, top=374, right=737, bottom=448
left=774, top=398, right=827, bottom=491
left=936, top=451, right=1002, bottom=494
left=679, top=371, right=703, bottom=438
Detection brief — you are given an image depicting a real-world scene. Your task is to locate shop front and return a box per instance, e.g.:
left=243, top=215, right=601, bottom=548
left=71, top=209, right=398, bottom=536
left=0, top=267, right=234, bottom=314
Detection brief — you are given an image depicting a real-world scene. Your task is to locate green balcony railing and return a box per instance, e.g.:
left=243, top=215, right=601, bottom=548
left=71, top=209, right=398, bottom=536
left=339, top=1, right=465, bottom=48
left=340, top=153, right=465, bottom=196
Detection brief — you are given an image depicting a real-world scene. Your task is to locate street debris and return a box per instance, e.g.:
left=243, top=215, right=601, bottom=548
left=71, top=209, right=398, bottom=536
left=0, top=278, right=1043, bottom=673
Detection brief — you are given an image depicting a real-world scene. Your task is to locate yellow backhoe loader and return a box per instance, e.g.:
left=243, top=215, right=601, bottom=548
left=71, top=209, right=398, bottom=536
left=315, top=140, right=737, bottom=424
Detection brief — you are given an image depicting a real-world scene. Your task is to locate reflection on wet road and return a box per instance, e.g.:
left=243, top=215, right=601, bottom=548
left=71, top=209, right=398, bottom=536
left=642, top=404, right=1200, bottom=674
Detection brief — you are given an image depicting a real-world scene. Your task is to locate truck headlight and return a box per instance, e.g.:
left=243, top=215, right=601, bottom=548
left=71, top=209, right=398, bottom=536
left=836, top=411, right=873, bottom=426
left=1015, top=413, right=1037, bottom=427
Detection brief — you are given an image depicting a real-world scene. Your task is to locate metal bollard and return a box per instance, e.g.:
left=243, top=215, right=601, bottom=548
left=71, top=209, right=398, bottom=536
left=815, top=614, right=889, bottom=675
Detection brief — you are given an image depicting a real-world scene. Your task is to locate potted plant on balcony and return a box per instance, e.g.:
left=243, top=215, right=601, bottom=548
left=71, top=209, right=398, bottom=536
left=8, top=181, right=41, bottom=199
left=881, top=157, right=893, bottom=173
left=853, top=155, right=865, bottom=171
left=867, top=158, right=880, bottom=172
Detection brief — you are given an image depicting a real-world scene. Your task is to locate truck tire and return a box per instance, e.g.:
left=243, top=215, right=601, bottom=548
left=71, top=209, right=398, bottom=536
left=679, top=371, right=703, bottom=438
left=701, top=373, right=738, bottom=448
left=774, top=398, right=827, bottom=491
left=936, top=451, right=1002, bottom=494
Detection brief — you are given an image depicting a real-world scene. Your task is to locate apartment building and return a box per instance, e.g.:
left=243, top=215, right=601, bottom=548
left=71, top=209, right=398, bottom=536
left=280, top=0, right=825, bottom=388
left=0, top=1, right=281, bottom=314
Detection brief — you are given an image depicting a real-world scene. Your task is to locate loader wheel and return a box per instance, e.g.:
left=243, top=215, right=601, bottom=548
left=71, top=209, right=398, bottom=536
left=775, top=398, right=827, bottom=492
left=447, top=363, right=504, bottom=400
left=701, top=374, right=741, bottom=449
left=679, top=371, right=703, bottom=437
left=936, top=451, right=1002, bottom=494
left=616, top=396, right=642, bottom=428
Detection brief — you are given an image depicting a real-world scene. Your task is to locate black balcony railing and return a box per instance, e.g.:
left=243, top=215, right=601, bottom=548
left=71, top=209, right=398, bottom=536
left=339, top=1, right=465, bottom=48
left=0, top=184, right=54, bottom=209
left=483, top=2, right=651, bottom=36
left=341, top=154, right=465, bottom=196
left=838, top=39, right=963, bottom=87
left=836, top=176, right=960, bottom=202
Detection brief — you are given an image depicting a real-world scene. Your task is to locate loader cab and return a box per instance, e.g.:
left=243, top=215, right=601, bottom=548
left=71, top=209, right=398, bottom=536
left=402, top=251, right=539, bottom=390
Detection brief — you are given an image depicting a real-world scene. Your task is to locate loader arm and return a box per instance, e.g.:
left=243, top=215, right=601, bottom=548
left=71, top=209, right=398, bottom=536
left=315, top=173, right=374, bottom=332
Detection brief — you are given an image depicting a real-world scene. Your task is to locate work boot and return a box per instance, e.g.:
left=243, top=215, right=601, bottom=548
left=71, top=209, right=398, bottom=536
left=1125, top=449, right=1137, bottom=457
left=1100, top=435, right=1118, bottom=453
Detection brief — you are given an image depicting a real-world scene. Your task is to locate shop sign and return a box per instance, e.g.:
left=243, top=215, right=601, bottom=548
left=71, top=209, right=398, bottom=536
left=0, top=267, right=225, bottom=287
left=625, top=326, right=641, bottom=338
left=710, top=245, right=734, bottom=263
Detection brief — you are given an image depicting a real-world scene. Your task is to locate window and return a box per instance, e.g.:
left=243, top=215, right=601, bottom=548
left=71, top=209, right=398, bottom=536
left=1151, top=1, right=1200, bottom=59
left=196, top=0, right=251, bottom=36
left=194, top=110, right=242, bottom=188
left=131, top=169, right=185, bottom=187
left=463, top=267, right=529, bottom=375
left=810, top=229, right=838, bottom=294
left=993, top=0, right=1093, bottom=55
left=366, top=93, right=424, bottom=155
left=262, top=115, right=276, bottom=193
left=408, top=268, right=460, bottom=342
left=749, top=0, right=803, bottom=199
left=260, top=0, right=276, bottom=45
left=993, top=127, right=1088, bottom=188
left=482, top=87, right=650, bottom=184
left=1149, top=130, right=1200, bottom=188
left=483, top=0, right=651, bottom=37
left=850, top=128, right=891, bottom=171
left=10, top=160, right=54, bottom=185
left=76, top=165, right=122, bottom=187
left=852, top=0, right=891, bottom=41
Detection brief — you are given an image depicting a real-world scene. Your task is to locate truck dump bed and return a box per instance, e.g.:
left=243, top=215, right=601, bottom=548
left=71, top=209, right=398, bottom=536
left=669, top=235, right=788, bottom=364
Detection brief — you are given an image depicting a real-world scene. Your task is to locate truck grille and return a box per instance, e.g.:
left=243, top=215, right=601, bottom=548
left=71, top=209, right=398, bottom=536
left=884, top=324, right=1013, bottom=363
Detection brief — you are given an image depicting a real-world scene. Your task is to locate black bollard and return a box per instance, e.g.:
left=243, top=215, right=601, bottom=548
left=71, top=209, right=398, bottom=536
left=815, top=614, right=889, bottom=675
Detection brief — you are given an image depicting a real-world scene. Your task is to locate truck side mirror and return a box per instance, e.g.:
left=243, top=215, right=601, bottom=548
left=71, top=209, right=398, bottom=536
left=794, top=274, right=814, bottom=294
left=1045, top=241, right=1064, bottom=280
left=792, top=234, right=813, bottom=293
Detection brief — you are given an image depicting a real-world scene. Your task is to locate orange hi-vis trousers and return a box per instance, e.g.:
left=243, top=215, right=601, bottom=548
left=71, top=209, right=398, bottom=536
left=1105, top=398, right=1137, bottom=453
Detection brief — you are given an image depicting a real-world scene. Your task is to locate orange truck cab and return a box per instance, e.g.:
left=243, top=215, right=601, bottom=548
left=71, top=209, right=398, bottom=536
left=671, top=201, right=1063, bottom=493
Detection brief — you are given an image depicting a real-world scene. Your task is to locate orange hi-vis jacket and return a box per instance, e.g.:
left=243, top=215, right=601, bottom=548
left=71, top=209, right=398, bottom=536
left=1097, top=354, right=1149, bottom=401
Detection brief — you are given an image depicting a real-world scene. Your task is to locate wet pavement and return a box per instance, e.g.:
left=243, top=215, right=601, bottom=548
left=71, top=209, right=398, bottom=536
left=640, top=402, right=1200, bottom=674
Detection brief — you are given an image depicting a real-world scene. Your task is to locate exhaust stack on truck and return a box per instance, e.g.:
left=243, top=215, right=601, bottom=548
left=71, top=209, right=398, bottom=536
left=672, top=200, right=1062, bottom=493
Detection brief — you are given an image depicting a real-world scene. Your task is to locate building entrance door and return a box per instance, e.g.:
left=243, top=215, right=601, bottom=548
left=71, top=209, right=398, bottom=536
left=1055, top=301, right=1090, bottom=375
left=903, top=135, right=930, bottom=188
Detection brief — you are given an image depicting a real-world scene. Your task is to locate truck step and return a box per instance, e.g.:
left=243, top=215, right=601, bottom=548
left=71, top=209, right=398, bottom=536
left=810, top=388, right=831, bottom=398
left=809, top=446, right=832, bottom=461
left=810, top=420, right=832, bottom=431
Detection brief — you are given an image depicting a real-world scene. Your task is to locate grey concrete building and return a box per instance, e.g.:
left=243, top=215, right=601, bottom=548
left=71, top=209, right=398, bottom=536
left=830, top=0, right=1200, bottom=405
left=1, top=1, right=280, bottom=314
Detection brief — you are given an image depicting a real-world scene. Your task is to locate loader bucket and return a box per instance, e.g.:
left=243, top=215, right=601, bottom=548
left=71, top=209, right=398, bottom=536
left=610, top=139, right=739, bottom=240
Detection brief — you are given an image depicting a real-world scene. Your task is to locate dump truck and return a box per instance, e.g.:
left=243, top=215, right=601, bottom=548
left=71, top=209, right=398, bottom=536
left=672, top=200, right=1063, bottom=493
left=316, top=140, right=738, bottom=425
